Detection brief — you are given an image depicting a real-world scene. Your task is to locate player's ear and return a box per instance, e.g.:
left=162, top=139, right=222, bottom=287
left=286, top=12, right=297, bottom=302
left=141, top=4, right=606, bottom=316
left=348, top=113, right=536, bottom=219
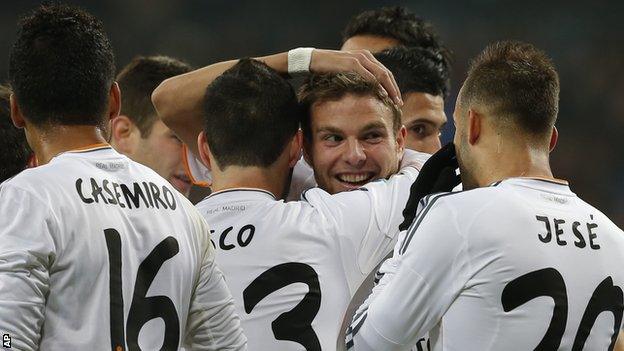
left=288, top=130, right=303, bottom=168
left=467, top=108, right=481, bottom=145
left=395, top=125, right=407, bottom=158
left=549, top=126, right=558, bottom=152
left=110, top=115, right=138, bottom=154
left=9, top=94, right=26, bottom=128
left=108, top=82, right=121, bottom=122
left=302, top=135, right=313, bottom=166
left=197, top=131, right=213, bottom=171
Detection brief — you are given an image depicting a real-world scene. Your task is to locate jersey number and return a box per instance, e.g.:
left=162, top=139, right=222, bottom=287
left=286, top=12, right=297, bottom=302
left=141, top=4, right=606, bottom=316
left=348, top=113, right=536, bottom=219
left=104, top=228, right=181, bottom=351
left=502, top=268, right=623, bottom=350
left=243, top=262, right=322, bottom=351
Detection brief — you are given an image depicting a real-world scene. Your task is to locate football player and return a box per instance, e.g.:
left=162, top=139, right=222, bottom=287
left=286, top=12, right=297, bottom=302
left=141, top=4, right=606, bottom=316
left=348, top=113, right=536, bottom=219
left=152, top=47, right=423, bottom=201
left=375, top=46, right=451, bottom=154
left=110, top=55, right=193, bottom=197
left=172, top=57, right=423, bottom=350
left=347, top=41, right=624, bottom=351
left=0, top=4, right=246, bottom=350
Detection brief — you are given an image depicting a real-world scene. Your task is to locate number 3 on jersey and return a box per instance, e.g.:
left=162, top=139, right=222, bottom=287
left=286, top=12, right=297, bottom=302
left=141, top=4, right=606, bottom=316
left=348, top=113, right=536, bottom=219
left=103, top=228, right=181, bottom=351
left=243, top=262, right=322, bottom=351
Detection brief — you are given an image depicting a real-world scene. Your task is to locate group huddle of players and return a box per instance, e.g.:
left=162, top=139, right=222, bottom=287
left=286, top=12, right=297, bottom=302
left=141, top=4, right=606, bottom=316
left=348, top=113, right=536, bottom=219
left=0, top=3, right=623, bottom=351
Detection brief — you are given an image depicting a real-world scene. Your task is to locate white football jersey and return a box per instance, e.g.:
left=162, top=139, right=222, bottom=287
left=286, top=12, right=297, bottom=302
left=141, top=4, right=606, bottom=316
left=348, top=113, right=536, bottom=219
left=347, top=178, right=624, bottom=351
left=195, top=164, right=422, bottom=351
left=0, top=145, right=246, bottom=350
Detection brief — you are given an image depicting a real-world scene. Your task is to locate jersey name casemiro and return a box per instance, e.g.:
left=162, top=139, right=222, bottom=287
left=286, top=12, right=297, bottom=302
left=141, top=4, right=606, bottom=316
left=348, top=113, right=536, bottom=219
left=195, top=164, right=421, bottom=351
left=0, top=145, right=246, bottom=350
left=347, top=178, right=624, bottom=351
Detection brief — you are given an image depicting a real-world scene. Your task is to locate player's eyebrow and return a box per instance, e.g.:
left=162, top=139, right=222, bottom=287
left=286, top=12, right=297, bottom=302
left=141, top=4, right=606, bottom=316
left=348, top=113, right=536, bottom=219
left=358, top=121, right=387, bottom=133
left=406, top=118, right=447, bottom=129
left=315, top=126, right=345, bottom=135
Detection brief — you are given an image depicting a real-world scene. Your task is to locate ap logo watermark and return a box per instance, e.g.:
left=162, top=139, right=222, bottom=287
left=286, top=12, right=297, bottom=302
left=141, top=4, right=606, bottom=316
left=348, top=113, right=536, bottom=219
left=2, top=334, right=10, bottom=348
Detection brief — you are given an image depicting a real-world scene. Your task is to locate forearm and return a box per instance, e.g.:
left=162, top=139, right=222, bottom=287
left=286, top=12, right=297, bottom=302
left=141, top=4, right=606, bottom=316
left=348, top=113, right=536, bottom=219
left=152, top=53, right=288, bottom=158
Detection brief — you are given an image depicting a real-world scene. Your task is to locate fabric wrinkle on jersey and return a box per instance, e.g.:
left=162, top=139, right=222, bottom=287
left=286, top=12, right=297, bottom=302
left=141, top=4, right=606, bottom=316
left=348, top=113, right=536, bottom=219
left=347, top=177, right=624, bottom=351
left=0, top=146, right=246, bottom=350
left=196, top=155, right=427, bottom=351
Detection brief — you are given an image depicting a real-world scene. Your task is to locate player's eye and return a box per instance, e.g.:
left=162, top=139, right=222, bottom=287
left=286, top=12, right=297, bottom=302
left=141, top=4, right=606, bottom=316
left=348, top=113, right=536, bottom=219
left=410, top=124, right=433, bottom=139
left=322, top=134, right=343, bottom=144
left=362, top=132, right=383, bottom=143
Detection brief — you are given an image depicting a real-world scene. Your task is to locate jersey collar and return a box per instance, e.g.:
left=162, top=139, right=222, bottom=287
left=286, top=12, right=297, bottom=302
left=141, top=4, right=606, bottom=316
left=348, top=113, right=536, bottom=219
left=208, top=188, right=277, bottom=201
left=490, top=176, right=569, bottom=187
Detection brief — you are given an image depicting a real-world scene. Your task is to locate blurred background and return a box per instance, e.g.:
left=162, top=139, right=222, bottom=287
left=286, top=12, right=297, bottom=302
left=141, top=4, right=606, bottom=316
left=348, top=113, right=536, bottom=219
left=1, top=0, right=623, bottom=226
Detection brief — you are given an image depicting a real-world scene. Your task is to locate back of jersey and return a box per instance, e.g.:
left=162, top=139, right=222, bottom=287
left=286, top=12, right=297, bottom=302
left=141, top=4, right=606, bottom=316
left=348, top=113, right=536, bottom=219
left=0, top=146, right=244, bottom=350
left=421, top=178, right=624, bottom=350
left=197, top=168, right=416, bottom=351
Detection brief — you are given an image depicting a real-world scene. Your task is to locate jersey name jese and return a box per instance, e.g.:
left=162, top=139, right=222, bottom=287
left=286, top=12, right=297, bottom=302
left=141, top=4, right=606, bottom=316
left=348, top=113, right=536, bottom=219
left=348, top=178, right=624, bottom=350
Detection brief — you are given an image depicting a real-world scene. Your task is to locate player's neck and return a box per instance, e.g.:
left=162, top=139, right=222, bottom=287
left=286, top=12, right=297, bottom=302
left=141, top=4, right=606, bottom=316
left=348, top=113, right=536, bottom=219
left=478, top=145, right=554, bottom=186
left=211, top=166, right=287, bottom=200
left=29, top=125, right=109, bottom=165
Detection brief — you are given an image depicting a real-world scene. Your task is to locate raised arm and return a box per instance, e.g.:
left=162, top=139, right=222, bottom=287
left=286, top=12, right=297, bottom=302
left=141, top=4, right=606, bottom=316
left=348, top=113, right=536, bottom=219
left=151, top=49, right=402, bottom=159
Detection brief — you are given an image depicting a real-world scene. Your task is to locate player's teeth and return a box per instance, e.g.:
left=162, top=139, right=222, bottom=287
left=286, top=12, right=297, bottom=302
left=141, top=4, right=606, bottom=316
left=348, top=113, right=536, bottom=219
left=339, top=174, right=369, bottom=183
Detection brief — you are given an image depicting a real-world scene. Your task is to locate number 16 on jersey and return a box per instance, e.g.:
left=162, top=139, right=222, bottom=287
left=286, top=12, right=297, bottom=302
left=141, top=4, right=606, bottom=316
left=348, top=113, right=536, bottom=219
left=103, top=228, right=181, bottom=351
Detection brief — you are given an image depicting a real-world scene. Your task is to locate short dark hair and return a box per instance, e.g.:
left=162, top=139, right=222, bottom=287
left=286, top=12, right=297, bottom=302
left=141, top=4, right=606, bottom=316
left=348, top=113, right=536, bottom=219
left=342, top=6, right=451, bottom=60
left=117, top=56, right=192, bottom=137
left=375, top=46, right=451, bottom=98
left=0, top=85, right=32, bottom=182
left=298, top=72, right=401, bottom=141
left=203, top=59, right=301, bottom=169
left=9, top=3, right=115, bottom=127
left=460, top=41, right=559, bottom=135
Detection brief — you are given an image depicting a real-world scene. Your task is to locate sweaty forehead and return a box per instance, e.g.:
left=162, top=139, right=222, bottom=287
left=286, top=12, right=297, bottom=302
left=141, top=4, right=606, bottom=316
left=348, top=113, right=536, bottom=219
left=310, top=94, right=393, bottom=134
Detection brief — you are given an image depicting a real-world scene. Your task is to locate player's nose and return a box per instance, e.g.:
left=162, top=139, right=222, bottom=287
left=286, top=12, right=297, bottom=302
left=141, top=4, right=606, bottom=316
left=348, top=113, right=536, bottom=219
left=343, top=139, right=366, bottom=167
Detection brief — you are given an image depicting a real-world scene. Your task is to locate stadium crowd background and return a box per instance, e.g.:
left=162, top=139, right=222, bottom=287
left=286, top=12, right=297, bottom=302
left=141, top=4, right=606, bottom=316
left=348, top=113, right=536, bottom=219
left=1, top=0, right=622, bottom=226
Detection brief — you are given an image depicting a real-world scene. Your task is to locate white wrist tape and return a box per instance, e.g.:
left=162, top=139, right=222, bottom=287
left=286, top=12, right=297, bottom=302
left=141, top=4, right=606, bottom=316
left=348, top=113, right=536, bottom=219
left=287, top=47, right=314, bottom=76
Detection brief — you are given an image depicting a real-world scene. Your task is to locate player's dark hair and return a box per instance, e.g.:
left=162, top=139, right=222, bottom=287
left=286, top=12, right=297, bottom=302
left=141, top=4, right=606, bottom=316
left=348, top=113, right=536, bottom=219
left=117, top=56, right=191, bottom=137
left=203, top=58, right=301, bottom=169
left=375, top=46, right=451, bottom=98
left=298, top=72, right=401, bottom=141
left=342, top=6, right=451, bottom=61
left=8, top=3, right=115, bottom=127
left=461, top=41, right=559, bottom=135
left=0, top=85, right=32, bottom=182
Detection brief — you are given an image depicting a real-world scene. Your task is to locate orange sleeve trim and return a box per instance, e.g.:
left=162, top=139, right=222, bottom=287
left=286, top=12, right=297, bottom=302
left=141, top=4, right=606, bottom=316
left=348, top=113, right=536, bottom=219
left=182, top=145, right=210, bottom=188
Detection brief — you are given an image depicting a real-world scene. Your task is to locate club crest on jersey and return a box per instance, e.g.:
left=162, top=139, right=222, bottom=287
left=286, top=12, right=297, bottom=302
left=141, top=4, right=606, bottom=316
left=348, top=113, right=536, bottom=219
left=75, top=177, right=177, bottom=210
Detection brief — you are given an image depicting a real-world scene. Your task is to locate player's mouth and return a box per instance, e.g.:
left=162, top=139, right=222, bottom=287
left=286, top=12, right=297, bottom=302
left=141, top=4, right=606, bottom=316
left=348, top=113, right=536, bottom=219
left=171, top=172, right=192, bottom=194
left=334, top=172, right=376, bottom=190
